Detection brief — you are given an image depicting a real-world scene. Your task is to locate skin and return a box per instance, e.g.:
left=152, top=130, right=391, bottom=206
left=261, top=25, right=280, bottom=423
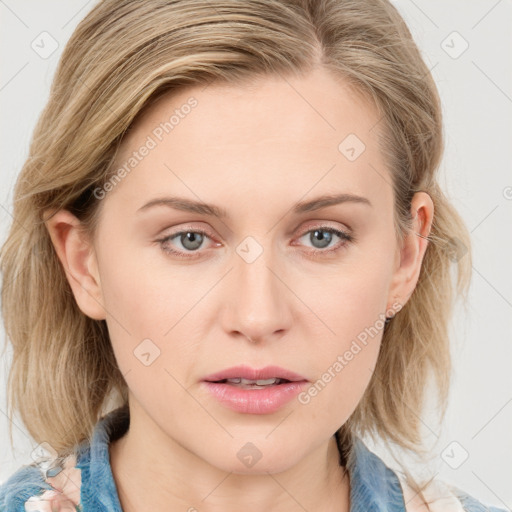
left=45, top=66, right=433, bottom=512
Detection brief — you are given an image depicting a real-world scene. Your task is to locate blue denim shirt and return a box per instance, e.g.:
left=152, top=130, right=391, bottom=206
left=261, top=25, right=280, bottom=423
left=0, top=406, right=507, bottom=511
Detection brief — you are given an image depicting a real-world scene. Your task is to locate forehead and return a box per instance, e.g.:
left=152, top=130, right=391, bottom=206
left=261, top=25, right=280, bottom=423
left=107, top=67, right=390, bottom=213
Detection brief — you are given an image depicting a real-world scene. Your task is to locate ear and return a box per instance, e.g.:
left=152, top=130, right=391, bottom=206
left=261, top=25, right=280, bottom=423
left=386, top=191, right=434, bottom=311
left=44, top=209, right=106, bottom=320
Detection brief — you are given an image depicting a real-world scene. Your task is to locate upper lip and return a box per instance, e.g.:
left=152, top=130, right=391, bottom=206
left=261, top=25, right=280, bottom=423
left=202, top=365, right=308, bottom=382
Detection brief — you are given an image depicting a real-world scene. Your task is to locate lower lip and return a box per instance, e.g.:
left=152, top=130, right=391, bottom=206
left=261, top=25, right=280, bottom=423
left=201, top=381, right=308, bottom=414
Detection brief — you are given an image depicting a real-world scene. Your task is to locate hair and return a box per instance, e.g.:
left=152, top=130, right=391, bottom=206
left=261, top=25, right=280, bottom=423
left=1, top=0, right=471, bottom=496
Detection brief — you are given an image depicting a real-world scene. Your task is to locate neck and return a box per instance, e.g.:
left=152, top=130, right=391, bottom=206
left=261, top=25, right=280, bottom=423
left=109, top=406, right=350, bottom=512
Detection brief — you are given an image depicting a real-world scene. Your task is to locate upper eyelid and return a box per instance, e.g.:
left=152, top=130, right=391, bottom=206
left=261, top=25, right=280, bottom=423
left=159, top=221, right=350, bottom=239
left=297, top=222, right=351, bottom=235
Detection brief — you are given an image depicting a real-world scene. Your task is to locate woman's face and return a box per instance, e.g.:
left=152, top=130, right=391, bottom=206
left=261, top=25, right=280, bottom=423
left=64, top=67, right=425, bottom=474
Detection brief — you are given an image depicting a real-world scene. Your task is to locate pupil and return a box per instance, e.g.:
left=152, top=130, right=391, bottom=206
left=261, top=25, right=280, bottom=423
left=182, top=232, right=203, bottom=251
left=312, top=229, right=331, bottom=249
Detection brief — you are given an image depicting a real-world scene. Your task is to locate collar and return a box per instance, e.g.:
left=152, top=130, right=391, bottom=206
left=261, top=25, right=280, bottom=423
left=347, top=436, right=406, bottom=512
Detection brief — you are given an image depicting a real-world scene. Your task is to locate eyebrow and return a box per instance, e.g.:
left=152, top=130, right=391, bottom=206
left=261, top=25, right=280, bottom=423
left=136, top=193, right=372, bottom=218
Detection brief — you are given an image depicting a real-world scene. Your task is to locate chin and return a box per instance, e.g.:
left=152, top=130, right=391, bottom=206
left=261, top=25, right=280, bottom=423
left=203, top=438, right=307, bottom=475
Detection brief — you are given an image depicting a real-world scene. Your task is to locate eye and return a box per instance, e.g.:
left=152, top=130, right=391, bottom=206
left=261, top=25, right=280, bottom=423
left=156, top=229, right=217, bottom=258
left=156, top=224, right=354, bottom=259
left=295, top=226, right=354, bottom=255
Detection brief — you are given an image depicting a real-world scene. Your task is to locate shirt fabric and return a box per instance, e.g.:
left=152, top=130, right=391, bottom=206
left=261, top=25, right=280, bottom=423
left=0, top=405, right=506, bottom=512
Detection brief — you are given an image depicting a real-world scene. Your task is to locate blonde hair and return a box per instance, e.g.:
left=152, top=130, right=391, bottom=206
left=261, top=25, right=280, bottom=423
left=1, top=0, right=471, bottom=492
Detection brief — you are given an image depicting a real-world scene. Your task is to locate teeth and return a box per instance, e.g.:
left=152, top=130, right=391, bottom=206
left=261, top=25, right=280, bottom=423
left=254, top=378, right=279, bottom=386
left=226, top=377, right=280, bottom=386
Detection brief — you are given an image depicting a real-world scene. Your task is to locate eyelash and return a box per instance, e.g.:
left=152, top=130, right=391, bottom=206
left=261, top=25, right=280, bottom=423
left=156, top=225, right=354, bottom=260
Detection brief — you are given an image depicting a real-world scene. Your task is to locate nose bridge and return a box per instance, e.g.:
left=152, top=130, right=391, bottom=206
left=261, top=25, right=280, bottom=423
left=227, top=234, right=290, bottom=340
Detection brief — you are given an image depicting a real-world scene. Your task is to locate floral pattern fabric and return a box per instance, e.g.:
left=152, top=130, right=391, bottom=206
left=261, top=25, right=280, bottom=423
left=23, top=453, right=82, bottom=512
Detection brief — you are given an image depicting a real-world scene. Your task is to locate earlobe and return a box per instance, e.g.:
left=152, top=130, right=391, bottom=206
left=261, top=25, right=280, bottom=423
left=44, top=209, right=106, bottom=320
left=387, top=192, right=434, bottom=310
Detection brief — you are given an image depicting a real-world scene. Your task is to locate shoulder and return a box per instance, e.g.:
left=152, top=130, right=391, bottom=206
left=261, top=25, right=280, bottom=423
left=0, top=452, right=83, bottom=512
left=0, top=405, right=129, bottom=512
left=399, top=475, right=508, bottom=512
left=0, top=463, right=50, bottom=511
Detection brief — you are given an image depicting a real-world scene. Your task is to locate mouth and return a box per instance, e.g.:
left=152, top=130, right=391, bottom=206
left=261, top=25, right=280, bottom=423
left=202, top=364, right=308, bottom=386
left=205, top=377, right=296, bottom=389
left=201, top=365, right=309, bottom=414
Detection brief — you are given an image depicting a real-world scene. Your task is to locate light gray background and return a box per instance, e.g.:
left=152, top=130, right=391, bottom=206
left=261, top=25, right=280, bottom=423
left=1, top=0, right=511, bottom=508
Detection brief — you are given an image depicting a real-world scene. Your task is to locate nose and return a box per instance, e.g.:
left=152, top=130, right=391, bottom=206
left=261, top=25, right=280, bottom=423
left=222, top=242, right=293, bottom=344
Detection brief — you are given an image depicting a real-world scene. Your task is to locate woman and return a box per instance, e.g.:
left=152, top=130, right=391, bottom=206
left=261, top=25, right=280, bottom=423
left=0, top=0, right=506, bottom=511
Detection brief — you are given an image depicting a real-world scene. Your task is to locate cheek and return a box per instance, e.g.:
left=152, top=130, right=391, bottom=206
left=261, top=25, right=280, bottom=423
left=97, top=235, right=194, bottom=335
left=292, top=249, right=394, bottom=423
left=96, top=243, right=210, bottom=395
left=299, top=245, right=394, bottom=340
left=294, top=305, right=384, bottom=433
